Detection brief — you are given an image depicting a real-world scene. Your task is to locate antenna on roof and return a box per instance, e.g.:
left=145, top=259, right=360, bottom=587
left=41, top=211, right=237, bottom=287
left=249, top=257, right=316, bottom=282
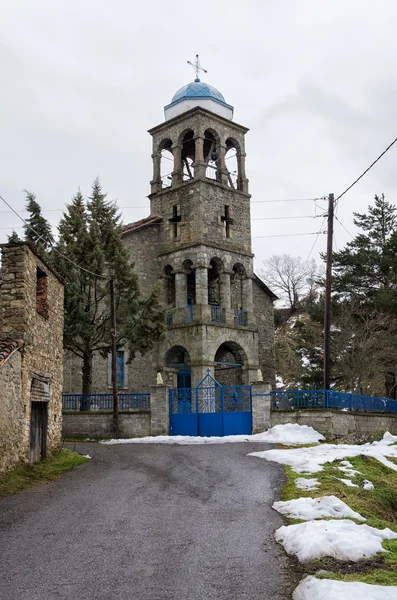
left=187, top=54, right=207, bottom=82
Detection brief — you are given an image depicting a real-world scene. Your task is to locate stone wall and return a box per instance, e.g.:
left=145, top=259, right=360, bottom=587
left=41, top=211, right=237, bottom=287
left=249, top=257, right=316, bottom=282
left=0, top=243, right=64, bottom=471
left=271, top=409, right=397, bottom=440
left=0, top=351, right=24, bottom=472
left=62, top=411, right=151, bottom=439
left=252, top=279, right=276, bottom=384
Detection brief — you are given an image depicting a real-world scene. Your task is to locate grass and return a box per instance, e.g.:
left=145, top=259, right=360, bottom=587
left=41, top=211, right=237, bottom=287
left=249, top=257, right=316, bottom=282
left=282, top=448, right=397, bottom=586
left=0, top=449, right=89, bottom=497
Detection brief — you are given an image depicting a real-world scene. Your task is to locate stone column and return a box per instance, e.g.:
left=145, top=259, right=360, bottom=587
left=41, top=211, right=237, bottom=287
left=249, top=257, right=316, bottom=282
left=195, top=265, right=208, bottom=305
left=218, top=144, right=228, bottom=185
left=150, top=152, right=162, bottom=194
left=174, top=270, right=187, bottom=308
left=237, top=151, right=249, bottom=192
left=242, top=276, right=253, bottom=313
left=149, top=384, right=170, bottom=436
left=193, top=135, right=206, bottom=179
left=171, top=143, right=182, bottom=186
left=219, top=271, right=231, bottom=310
left=251, top=381, right=272, bottom=434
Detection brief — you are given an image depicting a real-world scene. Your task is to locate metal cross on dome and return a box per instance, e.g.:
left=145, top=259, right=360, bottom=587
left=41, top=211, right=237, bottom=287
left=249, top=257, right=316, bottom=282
left=187, top=54, right=207, bottom=81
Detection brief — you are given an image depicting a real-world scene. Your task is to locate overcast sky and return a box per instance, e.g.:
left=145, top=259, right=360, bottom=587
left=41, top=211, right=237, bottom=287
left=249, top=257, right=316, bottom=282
left=1, top=0, right=397, bottom=272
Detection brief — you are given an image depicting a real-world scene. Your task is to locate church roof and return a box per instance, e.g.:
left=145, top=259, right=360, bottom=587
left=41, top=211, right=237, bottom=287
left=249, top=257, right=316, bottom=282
left=253, top=274, right=278, bottom=300
left=122, top=215, right=162, bottom=235
left=165, top=79, right=233, bottom=111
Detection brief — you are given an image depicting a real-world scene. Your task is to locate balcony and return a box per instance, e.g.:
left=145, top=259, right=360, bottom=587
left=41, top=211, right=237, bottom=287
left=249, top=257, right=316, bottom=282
left=234, top=309, right=247, bottom=327
left=210, top=305, right=225, bottom=324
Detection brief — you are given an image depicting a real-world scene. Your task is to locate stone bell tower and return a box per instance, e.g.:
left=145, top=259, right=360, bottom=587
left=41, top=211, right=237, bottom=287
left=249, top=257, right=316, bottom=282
left=144, top=58, right=264, bottom=388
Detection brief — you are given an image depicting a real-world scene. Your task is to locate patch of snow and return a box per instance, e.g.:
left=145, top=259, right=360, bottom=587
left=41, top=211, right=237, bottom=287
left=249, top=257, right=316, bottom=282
left=338, top=461, right=361, bottom=477
left=273, top=496, right=365, bottom=521
left=102, top=423, right=325, bottom=446
left=275, top=519, right=397, bottom=562
left=293, top=575, right=397, bottom=600
left=249, top=432, right=397, bottom=473
left=363, top=479, right=375, bottom=490
left=275, top=375, right=285, bottom=389
left=82, top=454, right=91, bottom=459
left=295, top=477, right=319, bottom=491
left=338, top=478, right=359, bottom=488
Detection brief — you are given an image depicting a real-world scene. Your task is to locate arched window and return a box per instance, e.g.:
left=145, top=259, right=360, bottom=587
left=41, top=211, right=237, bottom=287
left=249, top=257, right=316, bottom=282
left=225, top=138, right=240, bottom=190
left=182, top=259, right=196, bottom=306
left=159, top=139, right=173, bottom=189
left=203, top=129, right=220, bottom=182
left=180, top=130, right=195, bottom=181
left=214, top=341, right=248, bottom=386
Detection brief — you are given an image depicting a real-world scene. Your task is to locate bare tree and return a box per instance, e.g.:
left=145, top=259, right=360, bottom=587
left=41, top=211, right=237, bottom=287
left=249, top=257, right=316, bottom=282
left=261, top=255, right=319, bottom=312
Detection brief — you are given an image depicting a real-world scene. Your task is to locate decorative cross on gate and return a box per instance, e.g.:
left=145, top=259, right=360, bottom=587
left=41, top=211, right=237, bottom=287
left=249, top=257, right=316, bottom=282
left=221, top=205, right=234, bottom=238
left=169, top=205, right=181, bottom=238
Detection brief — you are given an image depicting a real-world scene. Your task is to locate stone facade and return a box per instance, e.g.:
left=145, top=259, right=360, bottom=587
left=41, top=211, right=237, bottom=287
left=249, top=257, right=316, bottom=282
left=63, top=104, right=277, bottom=399
left=271, top=409, right=397, bottom=440
left=0, top=242, right=64, bottom=472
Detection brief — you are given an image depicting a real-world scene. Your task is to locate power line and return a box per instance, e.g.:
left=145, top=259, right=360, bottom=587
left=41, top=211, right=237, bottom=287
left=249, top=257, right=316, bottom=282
left=0, top=194, right=108, bottom=280
left=335, top=135, right=397, bottom=205
left=253, top=231, right=326, bottom=239
left=302, top=216, right=328, bottom=267
left=335, top=215, right=355, bottom=240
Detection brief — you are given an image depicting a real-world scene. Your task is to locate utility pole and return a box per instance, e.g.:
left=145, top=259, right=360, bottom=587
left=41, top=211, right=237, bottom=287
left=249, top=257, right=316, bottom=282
left=110, top=278, right=120, bottom=438
left=324, top=193, right=335, bottom=392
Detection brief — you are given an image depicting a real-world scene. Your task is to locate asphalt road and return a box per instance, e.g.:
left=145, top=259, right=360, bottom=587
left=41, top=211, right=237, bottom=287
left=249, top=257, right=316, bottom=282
left=0, top=442, right=297, bottom=600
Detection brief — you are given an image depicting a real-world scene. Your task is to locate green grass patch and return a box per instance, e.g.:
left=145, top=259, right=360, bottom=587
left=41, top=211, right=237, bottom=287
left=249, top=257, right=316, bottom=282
left=0, top=449, right=89, bottom=497
left=281, top=451, right=397, bottom=586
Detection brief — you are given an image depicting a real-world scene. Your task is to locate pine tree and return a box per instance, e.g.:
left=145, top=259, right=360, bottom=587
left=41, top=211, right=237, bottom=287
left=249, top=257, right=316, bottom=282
left=23, top=191, right=54, bottom=255
left=57, top=179, right=165, bottom=394
left=332, top=194, right=397, bottom=311
left=7, top=230, right=21, bottom=243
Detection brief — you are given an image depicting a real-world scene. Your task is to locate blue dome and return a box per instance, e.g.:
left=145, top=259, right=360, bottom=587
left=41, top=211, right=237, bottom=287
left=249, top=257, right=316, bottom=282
left=165, top=79, right=232, bottom=110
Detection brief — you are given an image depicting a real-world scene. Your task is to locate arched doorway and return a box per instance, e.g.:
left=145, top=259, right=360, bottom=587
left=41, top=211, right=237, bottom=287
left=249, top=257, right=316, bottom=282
left=214, top=341, right=248, bottom=386
left=165, top=345, right=191, bottom=389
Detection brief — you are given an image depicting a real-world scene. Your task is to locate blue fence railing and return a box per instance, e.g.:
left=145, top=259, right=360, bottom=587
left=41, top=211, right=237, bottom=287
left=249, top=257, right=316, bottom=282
left=62, top=393, right=150, bottom=411
left=270, top=389, right=397, bottom=414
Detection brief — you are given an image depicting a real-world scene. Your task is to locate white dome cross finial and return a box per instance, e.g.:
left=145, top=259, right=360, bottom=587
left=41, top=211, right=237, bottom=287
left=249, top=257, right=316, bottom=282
left=187, top=54, right=207, bottom=82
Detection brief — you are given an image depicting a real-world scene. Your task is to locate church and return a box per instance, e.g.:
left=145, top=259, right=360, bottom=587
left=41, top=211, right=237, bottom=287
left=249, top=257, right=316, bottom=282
left=63, top=59, right=277, bottom=397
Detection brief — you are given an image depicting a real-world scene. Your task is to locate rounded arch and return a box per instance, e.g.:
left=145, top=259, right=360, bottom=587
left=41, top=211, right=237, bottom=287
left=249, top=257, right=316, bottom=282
left=158, top=138, right=174, bottom=189
left=225, top=137, right=242, bottom=190
left=165, top=345, right=191, bottom=368
left=179, top=129, right=195, bottom=181
left=182, top=258, right=196, bottom=305
left=204, top=129, right=221, bottom=182
left=214, top=341, right=248, bottom=386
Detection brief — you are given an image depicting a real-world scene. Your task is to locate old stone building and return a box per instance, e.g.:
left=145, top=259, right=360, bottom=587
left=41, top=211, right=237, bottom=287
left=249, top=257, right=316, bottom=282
left=0, top=242, right=64, bottom=473
left=64, top=71, right=276, bottom=397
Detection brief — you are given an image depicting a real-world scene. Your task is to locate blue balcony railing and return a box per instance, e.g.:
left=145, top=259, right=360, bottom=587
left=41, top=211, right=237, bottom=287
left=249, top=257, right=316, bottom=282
left=211, top=305, right=224, bottom=324
left=234, top=309, right=247, bottom=327
left=62, top=393, right=150, bottom=412
left=270, top=389, right=397, bottom=414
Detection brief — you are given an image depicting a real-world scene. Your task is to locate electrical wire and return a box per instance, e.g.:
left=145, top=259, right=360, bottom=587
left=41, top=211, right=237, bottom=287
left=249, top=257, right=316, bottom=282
left=335, top=215, right=355, bottom=240
left=0, top=194, right=108, bottom=279
left=335, top=135, right=397, bottom=206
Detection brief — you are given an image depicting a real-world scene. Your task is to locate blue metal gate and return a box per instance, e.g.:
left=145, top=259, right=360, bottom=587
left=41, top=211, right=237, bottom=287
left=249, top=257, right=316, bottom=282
left=169, top=371, right=252, bottom=437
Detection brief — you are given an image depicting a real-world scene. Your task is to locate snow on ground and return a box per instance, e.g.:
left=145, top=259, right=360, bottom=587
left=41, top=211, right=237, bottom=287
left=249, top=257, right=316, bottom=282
left=364, top=479, right=375, bottom=490
left=102, top=423, right=325, bottom=446
left=82, top=454, right=92, bottom=459
left=293, top=576, right=397, bottom=600
left=273, top=496, right=365, bottom=521
left=338, top=478, right=359, bottom=487
left=295, top=477, right=319, bottom=491
left=338, top=460, right=362, bottom=477
left=275, top=519, right=397, bottom=562
left=249, top=433, right=397, bottom=473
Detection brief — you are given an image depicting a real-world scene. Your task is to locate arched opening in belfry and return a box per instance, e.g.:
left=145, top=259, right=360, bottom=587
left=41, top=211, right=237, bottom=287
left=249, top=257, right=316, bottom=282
left=159, top=139, right=173, bottom=189
left=181, top=130, right=195, bottom=181
left=231, top=263, right=246, bottom=309
left=204, top=129, right=220, bottom=182
left=208, top=257, right=223, bottom=306
left=214, top=341, right=247, bottom=386
left=165, top=345, right=191, bottom=389
left=164, top=265, right=175, bottom=306
left=225, top=138, right=239, bottom=190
